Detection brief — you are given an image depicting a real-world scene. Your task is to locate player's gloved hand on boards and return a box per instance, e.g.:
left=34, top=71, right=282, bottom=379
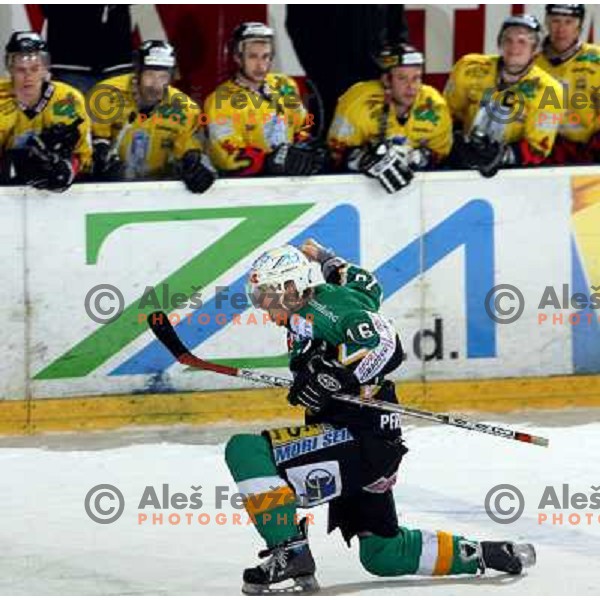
left=348, top=142, right=414, bottom=193
left=408, top=146, right=434, bottom=170
left=464, top=128, right=507, bottom=178
left=180, top=150, right=217, bottom=193
left=265, top=143, right=323, bottom=176
left=92, top=140, right=123, bottom=181
left=25, top=134, right=75, bottom=192
left=288, top=355, right=360, bottom=413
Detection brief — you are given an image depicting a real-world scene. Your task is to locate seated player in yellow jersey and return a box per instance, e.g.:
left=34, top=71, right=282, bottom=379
left=445, top=15, right=564, bottom=177
left=89, top=40, right=215, bottom=194
left=328, top=44, right=452, bottom=194
left=204, top=22, right=325, bottom=177
left=535, top=4, right=600, bottom=164
left=0, top=32, right=92, bottom=192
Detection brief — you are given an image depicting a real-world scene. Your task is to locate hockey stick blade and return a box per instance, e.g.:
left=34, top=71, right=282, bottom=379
left=146, top=311, right=549, bottom=447
left=147, top=311, right=243, bottom=377
left=147, top=311, right=190, bottom=359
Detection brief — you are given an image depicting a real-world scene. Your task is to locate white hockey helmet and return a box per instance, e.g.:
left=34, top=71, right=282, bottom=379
left=246, top=244, right=324, bottom=310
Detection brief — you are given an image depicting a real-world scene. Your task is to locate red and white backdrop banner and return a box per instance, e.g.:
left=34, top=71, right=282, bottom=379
left=2, top=5, right=600, bottom=98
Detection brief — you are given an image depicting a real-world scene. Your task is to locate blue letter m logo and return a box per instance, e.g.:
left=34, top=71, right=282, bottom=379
left=375, top=199, right=495, bottom=358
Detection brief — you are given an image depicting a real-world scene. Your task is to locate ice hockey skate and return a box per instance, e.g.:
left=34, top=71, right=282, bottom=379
left=242, top=520, right=319, bottom=596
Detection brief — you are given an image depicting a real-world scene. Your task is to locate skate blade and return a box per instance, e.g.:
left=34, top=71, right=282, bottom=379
left=242, top=575, right=320, bottom=596
left=513, top=543, right=536, bottom=569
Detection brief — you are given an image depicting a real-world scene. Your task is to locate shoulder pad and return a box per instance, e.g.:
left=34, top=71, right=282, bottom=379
left=339, top=80, right=384, bottom=107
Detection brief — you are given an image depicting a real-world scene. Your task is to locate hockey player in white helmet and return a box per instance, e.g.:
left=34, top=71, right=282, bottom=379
left=225, top=239, right=536, bottom=594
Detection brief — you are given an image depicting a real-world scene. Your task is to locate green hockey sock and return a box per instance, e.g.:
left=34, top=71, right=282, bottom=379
left=359, top=527, right=480, bottom=577
left=225, top=433, right=299, bottom=547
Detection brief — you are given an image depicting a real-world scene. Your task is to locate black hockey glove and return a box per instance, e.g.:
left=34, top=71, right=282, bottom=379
left=409, top=146, right=434, bottom=170
left=25, top=136, right=75, bottom=192
left=349, top=143, right=414, bottom=193
left=92, top=140, right=123, bottom=181
left=288, top=355, right=360, bottom=413
left=289, top=339, right=329, bottom=375
left=464, top=129, right=507, bottom=178
left=38, top=118, right=83, bottom=158
left=180, top=150, right=217, bottom=194
left=265, top=143, right=324, bottom=176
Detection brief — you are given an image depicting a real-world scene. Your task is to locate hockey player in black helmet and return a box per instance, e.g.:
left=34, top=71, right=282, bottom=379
left=327, top=42, right=453, bottom=194
left=204, top=22, right=325, bottom=177
left=88, top=40, right=216, bottom=193
left=0, top=31, right=92, bottom=191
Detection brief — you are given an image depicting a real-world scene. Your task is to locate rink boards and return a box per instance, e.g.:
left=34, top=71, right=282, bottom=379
left=1, top=169, right=599, bottom=431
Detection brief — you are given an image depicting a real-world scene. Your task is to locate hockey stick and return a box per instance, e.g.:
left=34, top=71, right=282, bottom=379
left=107, top=111, right=137, bottom=160
left=147, top=311, right=549, bottom=447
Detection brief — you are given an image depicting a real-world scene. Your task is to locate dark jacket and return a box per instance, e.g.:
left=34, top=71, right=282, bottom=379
left=42, top=5, right=133, bottom=76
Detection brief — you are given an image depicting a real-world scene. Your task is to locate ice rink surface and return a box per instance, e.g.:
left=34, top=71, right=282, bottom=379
left=1, top=409, right=599, bottom=595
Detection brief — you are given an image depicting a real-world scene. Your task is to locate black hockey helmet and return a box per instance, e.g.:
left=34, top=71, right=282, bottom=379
left=545, top=4, right=585, bottom=21
left=134, top=40, right=176, bottom=73
left=231, top=22, right=275, bottom=56
left=5, top=31, right=49, bottom=68
left=375, top=43, right=425, bottom=72
left=497, top=14, right=542, bottom=47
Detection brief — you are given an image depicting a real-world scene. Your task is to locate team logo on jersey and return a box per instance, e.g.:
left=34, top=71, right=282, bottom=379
left=513, top=78, right=539, bottom=100
left=305, top=468, right=337, bottom=504
left=575, top=52, right=600, bottom=65
left=285, top=460, right=342, bottom=507
left=157, top=104, right=187, bottom=126
left=316, top=373, right=342, bottom=392
left=413, top=97, right=440, bottom=125
left=53, top=93, right=77, bottom=119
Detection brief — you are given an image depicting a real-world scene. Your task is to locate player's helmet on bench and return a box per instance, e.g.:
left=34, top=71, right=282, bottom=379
left=545, top=4, right=585, bottom=22
left=497, top=14, right=542, bottom=48
left=231, top=22, right=275, bottom=57
left=374, top=42, right=424, bottom=72
left=5, top=31, right=49, bottom=69
left=134, top=40, right=177, bottom=74
left=246, top=245, right=324, bottom=310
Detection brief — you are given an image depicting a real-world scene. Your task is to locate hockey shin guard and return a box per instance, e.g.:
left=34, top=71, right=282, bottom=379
left=225, top=433, right=300, bottom=547
left=359, top=527, right=480, bottom=577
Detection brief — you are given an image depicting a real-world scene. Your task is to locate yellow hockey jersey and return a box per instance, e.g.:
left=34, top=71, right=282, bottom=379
left=89, top=73, right=203, bottom=179
left=204, top=73, right=309, bottom=175
left=444, top=54, right=564, bottom=160
left=0, top=78, right=92, bottom=171
left=328, top=80, right=452, bottom=163
left=535, top=42, right=600, bottom=143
